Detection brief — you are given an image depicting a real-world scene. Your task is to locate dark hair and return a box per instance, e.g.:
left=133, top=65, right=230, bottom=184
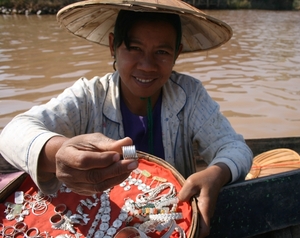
left=113, top=10, right=182, bottom=53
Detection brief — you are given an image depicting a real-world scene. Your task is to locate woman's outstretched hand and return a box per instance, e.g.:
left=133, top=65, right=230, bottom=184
left=39, top=133, right=138, bottom=195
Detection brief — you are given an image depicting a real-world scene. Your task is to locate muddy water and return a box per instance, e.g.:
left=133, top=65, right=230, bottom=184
left=1, top=10, right=299, bottom=139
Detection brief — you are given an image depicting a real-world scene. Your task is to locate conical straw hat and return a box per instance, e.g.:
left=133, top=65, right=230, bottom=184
left=57, top=0, right=232, bottom=53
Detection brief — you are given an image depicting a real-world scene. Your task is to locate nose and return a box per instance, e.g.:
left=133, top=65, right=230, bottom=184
left=137, top=52, right=157, bottom=71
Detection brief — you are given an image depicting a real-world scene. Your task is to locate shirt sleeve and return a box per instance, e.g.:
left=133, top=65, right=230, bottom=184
left=0, top=77, right=96, bottom=194
left=190, top=83, right=253, bottom=183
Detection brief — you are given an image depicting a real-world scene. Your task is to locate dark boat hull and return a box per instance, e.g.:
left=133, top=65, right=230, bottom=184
left=207, top=137, right=300, bottom=238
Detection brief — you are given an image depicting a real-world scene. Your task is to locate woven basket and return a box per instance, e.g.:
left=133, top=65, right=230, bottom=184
left=246, top=148, right=300, bottom=180
left=137, top=151, right=200, bottom=238
left=0, top=151, right=199, bottom=237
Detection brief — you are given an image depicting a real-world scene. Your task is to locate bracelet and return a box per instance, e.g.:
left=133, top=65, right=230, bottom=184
left=149, top=212, right=183, bottom=221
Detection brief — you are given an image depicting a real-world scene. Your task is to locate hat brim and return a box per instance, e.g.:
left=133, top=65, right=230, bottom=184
left=57, top=0, right=233, bottom=53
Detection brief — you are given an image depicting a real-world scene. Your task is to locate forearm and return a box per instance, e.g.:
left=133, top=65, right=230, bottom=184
left=209, top=163, right=232, bottom=188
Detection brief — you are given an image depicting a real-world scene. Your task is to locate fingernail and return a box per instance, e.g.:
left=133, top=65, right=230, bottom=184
left=127, top=160, right=138, bottom=170
left=113, top=153, right=120, bottom=162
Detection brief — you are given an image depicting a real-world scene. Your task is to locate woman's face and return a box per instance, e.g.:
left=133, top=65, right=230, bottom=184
left=109, top=19, right=182, bottom=100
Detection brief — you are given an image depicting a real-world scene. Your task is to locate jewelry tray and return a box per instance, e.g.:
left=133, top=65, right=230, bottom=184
left=0, top=151, right=200, bottom=237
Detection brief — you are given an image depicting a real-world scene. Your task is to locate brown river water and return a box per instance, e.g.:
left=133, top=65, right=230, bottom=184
left=0, top=10, right=299, bottom=139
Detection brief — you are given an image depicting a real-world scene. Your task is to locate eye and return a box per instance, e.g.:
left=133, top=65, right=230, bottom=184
left=157, top=50, right=169, bottom=55
left=128, top=46, right=141, bottom=51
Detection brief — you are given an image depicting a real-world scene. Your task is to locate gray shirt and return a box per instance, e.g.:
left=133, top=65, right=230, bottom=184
left=0, top=71, right=253, bottom=194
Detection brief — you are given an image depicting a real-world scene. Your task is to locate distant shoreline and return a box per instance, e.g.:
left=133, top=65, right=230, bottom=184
left=1, top=0, right=299, bottom=15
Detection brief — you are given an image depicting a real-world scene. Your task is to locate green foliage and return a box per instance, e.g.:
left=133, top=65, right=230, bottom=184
left=293, top=0, right=300, bottom=9
left=0, top=0, right=13, bottom=8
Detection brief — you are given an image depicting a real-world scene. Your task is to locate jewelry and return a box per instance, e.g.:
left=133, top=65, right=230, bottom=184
left=50, top=213, right=65, bottom=228
left=86, top=189, right=111, bottom=238
left=155, top=197, right=179, bottom=209
left=14, top=191, right=24, bottom=204
left=149, top=176, right=168, bottom=188
left=0, top=223, right=4, bottom=235
left=1, top=151, right=188, bottom=238
left=33, top=191, right=52, bottom=205
left=122, top=145, right=138, bottom=160
left=32, top=200, right=48, bottom=216
left=138, top=170, right=152, bottom=192
left=135, top=182, right=176, bottom=207
left=13, top=231, right=25, bottom=237
left=38, top=231, right=52, bottom=238
left=54, top=204, right=67, bottom=214
left=14, top=221, right=28, bottom=232
left=26, top=227, right=40, bottom=238
left=3, top=226, right=15, bottom=237
left=23, top=193, right=32, bottom=202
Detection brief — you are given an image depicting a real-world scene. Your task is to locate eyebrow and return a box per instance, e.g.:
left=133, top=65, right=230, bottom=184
left=129, top=38, right=176, bottom=51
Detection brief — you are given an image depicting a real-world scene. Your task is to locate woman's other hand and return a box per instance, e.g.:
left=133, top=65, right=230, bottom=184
left=177, top=163, right=231, bottom=238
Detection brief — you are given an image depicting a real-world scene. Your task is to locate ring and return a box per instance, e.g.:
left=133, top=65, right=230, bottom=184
left=39, top=231, right=50, bottom=238
left=54, top=204, right=67, bottom=214
left=14, top=221, right=27, bottom=232
left=31, top=201, right=48, bottom=216
left=50, top=214, right=65, bottom=228
left=13, top=231, right=25, bottom=238
left=3, top=226, right=15, bottom=236
left=26, top=227, right=39, bottom=238
left=23, top=194, right=32, bottom=202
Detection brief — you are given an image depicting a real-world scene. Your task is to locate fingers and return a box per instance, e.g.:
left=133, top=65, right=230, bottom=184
left=57, top=155, right=138, bottom=183
left=177, top=174, right=200, bottom=202
left=62, top=172, right=130, bottom=196
left=178, top=172, right=218, bottom=238
left=55, top=133, right=137, bottom=194
left=197, top=193, right=212, bottom=238
left=102, top=136, right=133, bottom=154
left=57, top=149, right=120, bottom=171
left=77, top=133, right=133, bottom=154
left=56, top=135, right=133, bottom=171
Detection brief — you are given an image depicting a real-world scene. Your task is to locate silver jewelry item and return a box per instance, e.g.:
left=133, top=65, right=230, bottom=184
left=100, top=222, right=109, bottom=231
left=122, top=145, right=138, bottom=160
left=26, top=227, right=40, bottom=238
left=54, top=203, right=67, bottom=214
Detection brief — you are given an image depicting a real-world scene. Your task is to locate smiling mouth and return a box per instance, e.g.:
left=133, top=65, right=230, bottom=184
left=135, top=77, right=155, bottom=83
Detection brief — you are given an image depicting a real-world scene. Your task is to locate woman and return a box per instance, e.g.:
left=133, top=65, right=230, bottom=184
left=0, top=0, right=253, bottom=237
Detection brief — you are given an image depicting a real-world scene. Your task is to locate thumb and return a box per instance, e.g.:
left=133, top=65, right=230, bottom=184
left=177, top=180, right=199, bottom=202
left=105, top=137, right=133, bottom=154
left=90, top=133, right=133, bottom=153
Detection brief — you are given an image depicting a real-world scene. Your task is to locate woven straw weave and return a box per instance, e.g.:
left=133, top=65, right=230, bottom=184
left=246, top=148, right=300, bottom=180
left=57, top=0, right=232, bottom=53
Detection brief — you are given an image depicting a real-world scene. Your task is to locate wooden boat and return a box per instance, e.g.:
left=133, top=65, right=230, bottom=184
left=206, top=136, right=300, bottom=238
left=0, top=136, right=299, bottom=237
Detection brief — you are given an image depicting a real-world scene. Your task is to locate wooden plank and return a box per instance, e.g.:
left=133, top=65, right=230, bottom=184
left=246, top=137, right=300, bottom=156
left=208, top=169, right=300, bottom=237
